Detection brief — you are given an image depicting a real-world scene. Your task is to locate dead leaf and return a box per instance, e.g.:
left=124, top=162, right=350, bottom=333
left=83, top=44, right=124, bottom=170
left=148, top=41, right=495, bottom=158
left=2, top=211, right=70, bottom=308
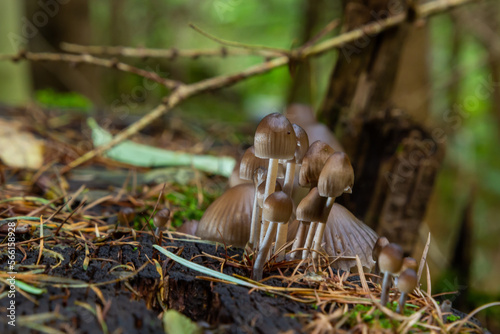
left=0, top=118, right=44, bottom=169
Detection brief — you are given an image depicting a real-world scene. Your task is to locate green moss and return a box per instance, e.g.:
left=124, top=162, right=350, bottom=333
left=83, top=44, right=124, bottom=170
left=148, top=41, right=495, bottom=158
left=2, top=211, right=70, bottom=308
left=165, top=184, right=221, bottom=228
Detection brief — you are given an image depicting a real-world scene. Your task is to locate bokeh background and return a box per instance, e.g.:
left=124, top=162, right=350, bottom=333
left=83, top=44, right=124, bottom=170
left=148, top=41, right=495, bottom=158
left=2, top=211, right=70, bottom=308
left=0, top=0, right=499, bottom=330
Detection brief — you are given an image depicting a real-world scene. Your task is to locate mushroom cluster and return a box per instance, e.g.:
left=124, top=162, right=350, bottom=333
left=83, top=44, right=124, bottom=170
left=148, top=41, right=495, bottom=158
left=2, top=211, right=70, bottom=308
left=374, top=241, right=419, bottom=313
left=196, top=112, right=379, bottom=280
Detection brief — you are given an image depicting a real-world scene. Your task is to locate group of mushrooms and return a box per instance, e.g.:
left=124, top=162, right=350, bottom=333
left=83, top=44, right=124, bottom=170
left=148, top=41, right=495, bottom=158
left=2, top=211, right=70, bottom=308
left=191, top=111, right=419, bottom=313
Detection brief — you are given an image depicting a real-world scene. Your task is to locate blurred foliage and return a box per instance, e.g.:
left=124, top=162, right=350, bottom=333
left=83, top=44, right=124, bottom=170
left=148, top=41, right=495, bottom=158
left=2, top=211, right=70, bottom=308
left=35, top=88, right=93, bottom=111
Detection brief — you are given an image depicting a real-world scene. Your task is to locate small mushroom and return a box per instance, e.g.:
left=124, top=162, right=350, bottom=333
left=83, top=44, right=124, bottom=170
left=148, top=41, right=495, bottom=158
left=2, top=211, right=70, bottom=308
left=313, top=152, right=354, bottom=261
left=322, top=204, right=378, bottom=271
left=290, top=187, right=327, bottom=260
left=394, top=256, right=418, bottom=286
left=257, top=177, right=282, bottom=243
left=372, top=236, right=390, bottom=278
left=378, top=243, right=404, bottom=306
left=298, top=141, right=335, bottom=188
left=275, top=124, right=309, bottom=261
left=253, top=190, right=293, bottom=280
left=195, top=183, right=254, bottom=248
left=396, top=268, right=418, bottom=314
left=254, top=113, right=296, bottom=244
left=154, top=208, right=171, bottom=236
left=117, top=207, right=135, bottom=227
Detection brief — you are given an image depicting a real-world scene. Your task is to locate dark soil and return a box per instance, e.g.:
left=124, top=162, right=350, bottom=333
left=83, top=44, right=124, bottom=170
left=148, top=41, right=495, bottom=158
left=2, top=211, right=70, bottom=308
left=0, top=234, right=312, bottom=334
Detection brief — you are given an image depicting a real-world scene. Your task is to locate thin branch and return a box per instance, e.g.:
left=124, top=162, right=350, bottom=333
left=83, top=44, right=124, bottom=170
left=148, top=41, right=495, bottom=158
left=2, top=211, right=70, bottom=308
left=189, top=23, right=290, bottom=56
left=19, top=0, right=477, bottom=172
left=0, top=52, right=181, bottom=89
left=298, top=19, right=341, bottom=53
left=60, top=42, right=282, bottom=59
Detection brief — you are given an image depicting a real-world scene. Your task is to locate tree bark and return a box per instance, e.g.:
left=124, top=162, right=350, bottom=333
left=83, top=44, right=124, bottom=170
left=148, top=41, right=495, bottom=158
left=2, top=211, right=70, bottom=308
left=320, top=0, right=443, bottom=253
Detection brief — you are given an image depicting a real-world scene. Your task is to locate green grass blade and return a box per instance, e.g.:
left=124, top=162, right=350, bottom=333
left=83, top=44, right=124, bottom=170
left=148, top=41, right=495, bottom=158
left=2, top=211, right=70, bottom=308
left=153, top=245, right=257, bottom=288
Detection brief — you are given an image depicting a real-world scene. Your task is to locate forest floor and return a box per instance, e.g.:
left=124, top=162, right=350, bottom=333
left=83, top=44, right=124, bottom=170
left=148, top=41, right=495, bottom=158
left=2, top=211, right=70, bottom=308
left=0, top=105, right=490, bottom=333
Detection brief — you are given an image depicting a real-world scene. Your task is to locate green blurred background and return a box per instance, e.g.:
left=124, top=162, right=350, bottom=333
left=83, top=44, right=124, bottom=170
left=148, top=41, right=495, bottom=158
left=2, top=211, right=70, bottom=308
left=0, top=0, right=499, bottom=329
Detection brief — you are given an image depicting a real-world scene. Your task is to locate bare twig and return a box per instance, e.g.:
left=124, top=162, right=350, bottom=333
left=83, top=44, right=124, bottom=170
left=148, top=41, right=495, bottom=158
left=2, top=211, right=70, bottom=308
left=61, top=43, right=282, bottom=59
left=189, top=23, right=290, bottom=55
left=0, top=52, right=181, bottom=89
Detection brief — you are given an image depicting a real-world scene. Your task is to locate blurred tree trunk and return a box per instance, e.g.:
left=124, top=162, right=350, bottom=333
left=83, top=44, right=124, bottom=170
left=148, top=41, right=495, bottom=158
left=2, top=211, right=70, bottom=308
left=287, top=0, right=324, bottom=105
left=0, top=0, right=30, bottom=105
left=320, top=0, right=443, bottom=253
left=25, top=0, right=102, bottom=104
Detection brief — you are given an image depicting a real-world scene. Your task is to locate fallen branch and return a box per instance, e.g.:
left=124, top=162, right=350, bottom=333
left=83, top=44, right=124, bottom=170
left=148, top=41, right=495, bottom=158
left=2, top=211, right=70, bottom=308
left=0, top=52, right=181, bottom=89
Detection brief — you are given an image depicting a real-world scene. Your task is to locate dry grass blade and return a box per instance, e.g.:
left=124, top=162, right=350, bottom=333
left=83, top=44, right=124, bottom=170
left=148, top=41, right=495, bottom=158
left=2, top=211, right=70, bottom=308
left=417, top=232, right=431, bottom=283
left=448, top=301, right=500, bottom=333
left=355, top=255, right=369, bottom=293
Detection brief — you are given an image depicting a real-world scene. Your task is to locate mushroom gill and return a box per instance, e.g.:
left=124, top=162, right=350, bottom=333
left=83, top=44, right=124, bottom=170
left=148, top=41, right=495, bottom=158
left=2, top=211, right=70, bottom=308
left=322, top=203, right=378, bottom=272
left=195, top=183, right=254, bottom=248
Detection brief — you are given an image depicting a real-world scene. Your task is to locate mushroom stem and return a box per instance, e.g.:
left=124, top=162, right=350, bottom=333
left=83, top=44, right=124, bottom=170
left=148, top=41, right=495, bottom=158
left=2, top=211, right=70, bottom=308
left=380, top=271, right=391, bottom=306
left=248, top=190, right=262, bottom=248
left=289, top=221, right=308, bottom=260
left=274, top=161, right=296, bottom=261
left=155, top=227, right=160, bottom=236
left=302, top=221, right=318, bottom=259
left=259, top=158, right=279, bottom=243
left=252, top=222, right=278, bottom=281
left=396, top=292, right=408, bottom=314
left=311, top=197, right=335, bottom=261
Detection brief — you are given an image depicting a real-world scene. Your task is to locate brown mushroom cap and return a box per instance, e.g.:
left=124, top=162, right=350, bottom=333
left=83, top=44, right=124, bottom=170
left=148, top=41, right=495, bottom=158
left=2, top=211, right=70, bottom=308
left=378, top=243, right=404, bottom=274
left=154, top=208, right=171, bottom=228
left=262, top=191, right=293, bottom=223
left=298, top=141, right=335, bottom=187
left=240, top=146, right=268, bottom=181
left=196, top=183, right=254, bottom=248
left=397, top=268, right=418, bottom=294
left=257, top=179, right=282, bottom=207
left=372, top=236, right=390, bottom=261
left=323, top=203, right=378, bottom=271
left=296, top=187, right=328, bottom=223
left=254, top=113, right=297, bottom=160
left=117, top=207, right=135, bottom=225
left=318, top=151, right=354, bottom=198
left=291, top=124, right=309, bottom=164
left=401, top=257, right=418, bottom=273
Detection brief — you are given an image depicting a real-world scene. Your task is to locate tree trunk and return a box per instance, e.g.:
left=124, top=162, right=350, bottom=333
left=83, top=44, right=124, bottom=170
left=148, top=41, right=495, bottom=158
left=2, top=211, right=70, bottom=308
left=25, top=0, right=101, bottom=104
left=320, top=0, right=443, bottom=253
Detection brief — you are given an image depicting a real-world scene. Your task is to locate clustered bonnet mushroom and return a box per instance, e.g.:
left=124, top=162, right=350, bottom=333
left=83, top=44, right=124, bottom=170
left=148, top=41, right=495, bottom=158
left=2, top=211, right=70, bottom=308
left=195, top=110, right=383, bottom=280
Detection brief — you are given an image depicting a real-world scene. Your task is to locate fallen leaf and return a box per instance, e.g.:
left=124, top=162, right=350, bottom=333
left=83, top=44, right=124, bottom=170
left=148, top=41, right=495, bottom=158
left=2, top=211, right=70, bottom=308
left=0, top=118, right=44, bottom=169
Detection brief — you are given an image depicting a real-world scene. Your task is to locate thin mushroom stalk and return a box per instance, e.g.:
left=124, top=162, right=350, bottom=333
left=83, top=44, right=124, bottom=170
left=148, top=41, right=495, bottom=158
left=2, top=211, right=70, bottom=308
left=290, top=221, right=308, bottom=260
left=378, top=243, right=404, bottom=306
left=274, top=123, right=309, bottom=261
left=247, top=168, right=267, bottom=248
left=274, top=161, right=295, bottom=260
left=396, top=268, right=417, bottom=314
left=311, top=197, right=335, bottom=261
left=260, top=158, right=279, bottom=243
left=252, top=191, right=293, bottom=281
left=302, top=221, right=318, bottom=259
